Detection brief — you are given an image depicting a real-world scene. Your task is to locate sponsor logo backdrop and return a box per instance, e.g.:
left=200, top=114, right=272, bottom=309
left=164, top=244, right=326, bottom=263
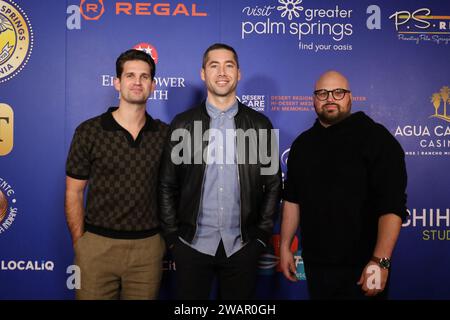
left=0, top=0, right=449, bottom=299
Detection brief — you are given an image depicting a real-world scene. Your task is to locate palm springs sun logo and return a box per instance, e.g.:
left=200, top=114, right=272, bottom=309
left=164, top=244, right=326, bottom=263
left=0, top=0, right=33, bottom=83
left=277, top=0, right=304, bottom=21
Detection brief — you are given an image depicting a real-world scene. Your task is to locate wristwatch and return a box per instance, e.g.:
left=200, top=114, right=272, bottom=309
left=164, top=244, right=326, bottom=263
left=371, top=256, right=391, bottom=269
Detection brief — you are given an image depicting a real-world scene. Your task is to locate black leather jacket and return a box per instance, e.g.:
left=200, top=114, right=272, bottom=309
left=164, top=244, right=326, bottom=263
left=158, top=101, right=281, bottom=247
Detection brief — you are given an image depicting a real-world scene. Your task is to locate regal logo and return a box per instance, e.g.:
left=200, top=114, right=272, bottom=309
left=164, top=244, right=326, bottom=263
left=0, top=103, right=13, bottom=156
left=0, top=0, right=33, bottom=83
left=67, top=1, right=207, bottom=30
left=80, top=0, right=105, bottom=21
left=115, top=2, right=207, bottom=17
left=430, top=86, right=450, bottom=122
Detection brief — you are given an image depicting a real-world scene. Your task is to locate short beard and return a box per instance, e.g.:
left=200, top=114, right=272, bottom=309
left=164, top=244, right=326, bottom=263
left=318, top=103, right=350, bottom=126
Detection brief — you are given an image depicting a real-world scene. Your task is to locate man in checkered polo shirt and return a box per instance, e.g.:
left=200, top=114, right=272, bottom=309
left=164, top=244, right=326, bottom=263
left=65, top=49, right=168, bottom=300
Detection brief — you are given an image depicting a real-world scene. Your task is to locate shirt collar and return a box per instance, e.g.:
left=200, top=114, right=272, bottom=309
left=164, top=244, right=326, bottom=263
left=101, top=107, right=158, bottom=132
left=206, top=100, right=238, bottom=120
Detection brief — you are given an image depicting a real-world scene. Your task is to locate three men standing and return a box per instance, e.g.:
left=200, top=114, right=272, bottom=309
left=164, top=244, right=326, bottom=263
left=65, top=47, right=406, bottom=301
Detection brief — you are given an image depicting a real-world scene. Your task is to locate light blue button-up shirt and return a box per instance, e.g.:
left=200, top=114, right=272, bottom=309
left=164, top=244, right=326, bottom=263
left=181, top=100, right=243, bottom=257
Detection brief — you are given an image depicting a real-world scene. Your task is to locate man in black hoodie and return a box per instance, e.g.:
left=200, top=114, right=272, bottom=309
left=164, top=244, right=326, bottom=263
left=280, top=70, right=408, bottom=299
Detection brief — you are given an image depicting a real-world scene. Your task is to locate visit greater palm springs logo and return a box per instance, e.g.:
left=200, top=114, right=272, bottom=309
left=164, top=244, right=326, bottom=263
left=430, top=86, right=450, bottom=122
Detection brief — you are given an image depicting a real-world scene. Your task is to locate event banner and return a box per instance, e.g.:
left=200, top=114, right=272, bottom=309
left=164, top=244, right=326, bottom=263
left=0, top=0, right=449, bottom=299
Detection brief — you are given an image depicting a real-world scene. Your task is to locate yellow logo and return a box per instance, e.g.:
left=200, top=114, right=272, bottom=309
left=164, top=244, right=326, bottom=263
left=0, top=103, right=13, bottom=156
left=0, top=0, right=33, bottom=83
left=430, top=86, right=450, bottom=122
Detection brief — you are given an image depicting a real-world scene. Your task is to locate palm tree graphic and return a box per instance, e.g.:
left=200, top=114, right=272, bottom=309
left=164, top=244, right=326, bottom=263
left=431, top=93, right=441, bottom=116
left=440, top=86, right=449, bottom=118
left=430, top=86, right=450, bottom=122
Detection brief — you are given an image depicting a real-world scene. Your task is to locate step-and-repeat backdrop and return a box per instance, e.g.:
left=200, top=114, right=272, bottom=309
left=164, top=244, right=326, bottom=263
left=1, top=0, right=449, bottom=299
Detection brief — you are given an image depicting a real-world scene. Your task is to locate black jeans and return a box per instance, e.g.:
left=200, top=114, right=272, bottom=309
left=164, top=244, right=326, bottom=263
left=172, top=239, right=264, bottom=300
left=304, top=263, right=390, bottom=300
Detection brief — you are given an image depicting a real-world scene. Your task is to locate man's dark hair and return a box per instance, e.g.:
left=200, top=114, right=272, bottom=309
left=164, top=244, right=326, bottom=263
left=116, top=49, right=156, bottom=80
left=202, top=43, right=239, bottom=69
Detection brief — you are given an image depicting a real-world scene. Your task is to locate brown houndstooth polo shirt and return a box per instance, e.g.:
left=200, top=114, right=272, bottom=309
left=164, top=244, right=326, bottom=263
left=66, top=107, right=169, bottom=239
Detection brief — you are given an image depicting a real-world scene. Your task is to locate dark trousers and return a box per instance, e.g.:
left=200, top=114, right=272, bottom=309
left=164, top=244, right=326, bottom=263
left=304, top=263, right=390, bottom=300
left=173, top=239, right=264, bottom=300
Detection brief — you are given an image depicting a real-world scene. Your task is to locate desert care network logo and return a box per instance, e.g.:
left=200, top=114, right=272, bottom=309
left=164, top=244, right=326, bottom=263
left=237, top=95, right=265, bottom=112
left=394, top=86, right=450, bottom=157
left=67, top=0, right=207, bottom=30
left=169, top=123, right=279, bottom=176
left=101, top=43, right=186, bottom=101
left=240, top=0, right=354, bottom=52
left=0, top=103, right=13, bottom=156
left=0, top=176, right=18, bottom=235
left=0, top=0, right=33, bottom=83
left=403, top=208, right=450, bottom=241
left=389, top=7, right=450, bottom=45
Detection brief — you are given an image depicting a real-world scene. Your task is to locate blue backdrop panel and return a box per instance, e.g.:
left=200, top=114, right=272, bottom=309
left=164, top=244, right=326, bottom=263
left=0, top=0, right=449, bottom=299
left=0, top=0, right=70, bottom=299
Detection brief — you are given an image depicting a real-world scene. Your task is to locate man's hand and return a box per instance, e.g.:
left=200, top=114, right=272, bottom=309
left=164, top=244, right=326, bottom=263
left=280, top=200, right=300, bottom=282
left=65, top=176, right=87, bottom=247
left=357, top=261, right=389, bottom=296
left=280, top=246, right=298, bottom=282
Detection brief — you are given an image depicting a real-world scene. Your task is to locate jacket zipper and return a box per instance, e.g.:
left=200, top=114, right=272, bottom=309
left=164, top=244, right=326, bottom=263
left=193, top=162, right=207, bottom=242
left=192, top=117, right=209, bottom=242
left=235, top=120, right=244, bottom=243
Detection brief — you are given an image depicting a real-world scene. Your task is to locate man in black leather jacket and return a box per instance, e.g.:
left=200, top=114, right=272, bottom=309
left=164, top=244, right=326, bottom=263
left=159, top=43, right=281, bottom=299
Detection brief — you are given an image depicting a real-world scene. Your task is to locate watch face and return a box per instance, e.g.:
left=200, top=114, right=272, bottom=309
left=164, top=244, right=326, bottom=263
left=380, top=258, right=391, bottom=269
